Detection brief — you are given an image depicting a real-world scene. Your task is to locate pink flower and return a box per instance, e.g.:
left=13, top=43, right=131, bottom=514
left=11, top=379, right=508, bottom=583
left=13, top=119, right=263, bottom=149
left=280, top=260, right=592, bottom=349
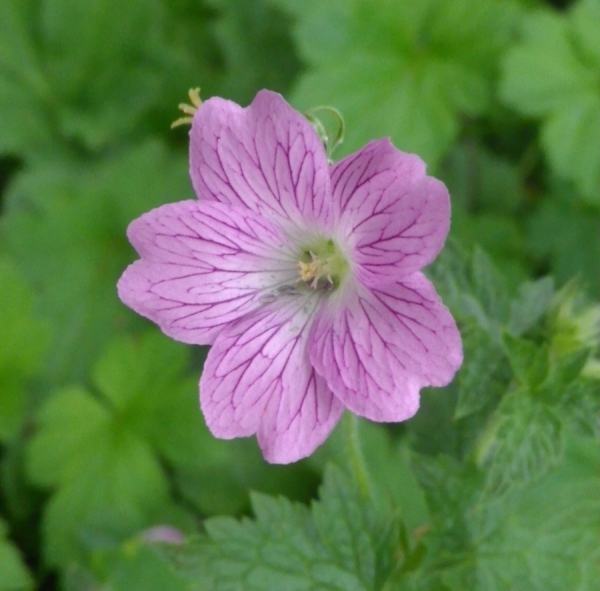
left=117, top=90, right=463, bottom=464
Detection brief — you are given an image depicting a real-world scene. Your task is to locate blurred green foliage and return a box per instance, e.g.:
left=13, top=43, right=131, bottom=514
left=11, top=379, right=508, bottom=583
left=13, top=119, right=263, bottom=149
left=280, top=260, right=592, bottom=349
left=0, top=0, right=598, bottom=589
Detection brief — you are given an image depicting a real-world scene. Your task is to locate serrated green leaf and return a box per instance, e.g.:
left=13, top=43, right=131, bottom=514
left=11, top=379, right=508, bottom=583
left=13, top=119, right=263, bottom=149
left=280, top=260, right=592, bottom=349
left=468, top=436, right=599, bottom=591
left=502, top=334, right=550, bottom=389
left=0, top=518, right=33, bottom=591
left=455, top=325, right=509, bottom=419
left=548, top=348, right=591, bottom=387
left=470, top=248, right=512, bottom=327
left=507, top=277, right=554, bottom=336
left=543, top=377, right=600, bottom=439
left=276, top=0, right=518, bottom=167
left=415, top=435, right=599, bottom=591
left=477, top=389, right=562, bottom=497
left=411, top=453, right=481, bottom=564
left=428, top=243, right=510, bottom=335
left=174, top=465, right=400, bottom=591
left=500, top=3, right=600, bottom=203
left=450, top=247, right=512, bottom=341
left=310, top=419, right=429, bottom=534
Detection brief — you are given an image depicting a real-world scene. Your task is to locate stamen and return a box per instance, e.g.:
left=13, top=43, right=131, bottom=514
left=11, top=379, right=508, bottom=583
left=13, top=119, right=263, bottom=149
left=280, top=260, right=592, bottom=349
left=298, top=252, right=334, bottom=291
left=171, top=88, right=202, bottom=129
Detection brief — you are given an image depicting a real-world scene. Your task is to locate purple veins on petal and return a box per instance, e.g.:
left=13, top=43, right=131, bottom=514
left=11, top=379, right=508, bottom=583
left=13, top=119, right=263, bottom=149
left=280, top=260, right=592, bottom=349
left=117, top=88, right=463, bottom=464
left=189, top=89, right=333, bottom=233
left=200, top=296, right=344, bottom=464
left=331, top=139, right=451, bottom=287
left=117, top=200, right=296, bottom=345
left=308, top=273, right=463, bottom=423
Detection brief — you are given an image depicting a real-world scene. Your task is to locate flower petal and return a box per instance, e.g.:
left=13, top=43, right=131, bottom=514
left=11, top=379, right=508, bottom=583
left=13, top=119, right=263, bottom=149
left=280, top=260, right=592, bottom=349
left=308, top=273, right=463, bottom=422
left=200, top=296, right=344, bottom=463
left=117, top=200, right=296, bottom=345
left=190, top=90, right=333, bottom=232
left=331, top=139, right=450, bottom=286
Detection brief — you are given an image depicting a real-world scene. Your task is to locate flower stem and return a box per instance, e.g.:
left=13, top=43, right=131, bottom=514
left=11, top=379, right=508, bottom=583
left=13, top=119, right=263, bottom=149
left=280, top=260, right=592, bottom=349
left=342, top=412, right=371, bottom=499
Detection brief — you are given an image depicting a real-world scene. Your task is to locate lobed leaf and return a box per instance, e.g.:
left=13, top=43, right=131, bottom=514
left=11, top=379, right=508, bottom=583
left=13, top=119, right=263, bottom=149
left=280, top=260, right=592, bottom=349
left=501, top=1, right=600, bottom=203
left=174, top=465, right=401, bottom=591
left=272, top=0, right=519, bottom=167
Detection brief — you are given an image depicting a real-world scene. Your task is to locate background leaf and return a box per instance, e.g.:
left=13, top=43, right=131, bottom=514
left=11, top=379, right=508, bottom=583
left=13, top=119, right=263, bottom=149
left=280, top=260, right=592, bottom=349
left=500, top=1, right=600, bottom=204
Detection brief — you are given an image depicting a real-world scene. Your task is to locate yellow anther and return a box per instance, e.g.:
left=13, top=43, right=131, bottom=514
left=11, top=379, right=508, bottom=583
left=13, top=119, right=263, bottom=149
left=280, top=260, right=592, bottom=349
left=299, top=255, right=318, bottom=282
left=298, top=253, right=333, bottom=290
left=171, top=87, right=202, bottom=129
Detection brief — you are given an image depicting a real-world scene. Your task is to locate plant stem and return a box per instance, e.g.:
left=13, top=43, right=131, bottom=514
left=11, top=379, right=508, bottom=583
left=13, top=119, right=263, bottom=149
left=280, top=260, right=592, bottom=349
left=343, top=412, right=371, bottom=499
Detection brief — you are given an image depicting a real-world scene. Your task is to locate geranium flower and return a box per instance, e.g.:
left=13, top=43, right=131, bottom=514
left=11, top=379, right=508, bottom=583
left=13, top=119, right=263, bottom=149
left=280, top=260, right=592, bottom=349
left=117, top=90, right=462, bottom=463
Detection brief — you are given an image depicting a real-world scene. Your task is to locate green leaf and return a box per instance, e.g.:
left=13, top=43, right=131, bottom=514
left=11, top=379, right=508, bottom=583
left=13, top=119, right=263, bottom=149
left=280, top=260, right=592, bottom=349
left=0, top=0, right=53, bottom=155
left=0, top=0, right=166, bottom=154
left=547, top=348, right=591, bottom=387
left=571, top=0, right=600, bottom=69
left=26, top=386, right=109, bottom=488
left=526, top=194, right=600, bottom=299
left=507, top=277, right=554, bottom=336
left=26, top=385, right=171, bottom=566
left=1, top=141, right=192, bottom=385
left=175, top=465, right=400, bottom=590
left=541, top=351, right=600, bottom=438
left=0, top=258, right=49, bottom=381
left=41, top=433, right=170, bottom=568
left=416, top=436, right=599, bottom=591
left=440, top=142, right=526, bottom=215
left=500, top=3, right=600, bottom=203
left=91, top=333, right=203, bottom=466
left=0, top=0, right=229, bottom=156
left=468, top=436, right=599, bottom=590
left=0, top=518, right=33, bottom=591
left=93, top=540, right=189, bottom=591
left=311, top=419, right=430, bottom=535
left=275, top=0, right=518, bottom=167
left=91, top=332, right=320, bottom=517
left=427, top=243, right=511, bottom=336
left=476, top=389, right=562, bottom=497
left=469, top=248, right=512, bottom=330
left=502, top=334, right=550, bottom=389
left=0, top=258, right=49, bottom=441
left=455, top=325, right=509, bottom=419
left=174, top=438, right=321, bottom=518
left=206, top=0, right=301, bottom=105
